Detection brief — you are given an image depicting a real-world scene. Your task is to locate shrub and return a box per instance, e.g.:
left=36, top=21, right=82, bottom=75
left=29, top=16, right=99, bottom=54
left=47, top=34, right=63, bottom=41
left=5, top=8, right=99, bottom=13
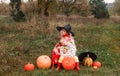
left=89, top=0, right=109, bottom=18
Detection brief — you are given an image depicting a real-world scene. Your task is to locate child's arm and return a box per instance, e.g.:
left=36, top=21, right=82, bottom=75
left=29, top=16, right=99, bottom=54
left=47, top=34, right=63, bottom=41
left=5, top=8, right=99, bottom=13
left=52, top=42, right=62, bottom=55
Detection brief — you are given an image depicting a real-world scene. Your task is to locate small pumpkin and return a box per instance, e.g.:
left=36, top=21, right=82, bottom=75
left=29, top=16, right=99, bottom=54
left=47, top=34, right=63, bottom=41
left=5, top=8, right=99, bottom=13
left=36, top=55, right=51, bottom=69
left=83, top=54, right=93, bottom=67
left=93, top=61, right=101, bottom=68
left=62, top=57, right=75, bottom=70
left=24, top=63, right=34, bottom=71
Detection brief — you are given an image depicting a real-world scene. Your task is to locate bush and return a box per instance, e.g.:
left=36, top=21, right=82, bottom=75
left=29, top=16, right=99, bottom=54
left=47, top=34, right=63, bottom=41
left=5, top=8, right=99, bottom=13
left=10, top=0, right=25, bottom=22
left=89, top=0, right=109, bottom=18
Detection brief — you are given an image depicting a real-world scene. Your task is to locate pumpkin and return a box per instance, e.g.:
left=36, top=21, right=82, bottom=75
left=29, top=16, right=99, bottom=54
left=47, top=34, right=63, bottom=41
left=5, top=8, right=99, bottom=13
left=24, top=63, right=34, bottom=71
left=36, top=55, right=51, bottom=69
left=93, top=66, right=98, bottom=70
left=83, top=54, right=93, bottom=67
left=93, top=61, right=101, bottom=68
left=62, top=57, right=75, bottom=70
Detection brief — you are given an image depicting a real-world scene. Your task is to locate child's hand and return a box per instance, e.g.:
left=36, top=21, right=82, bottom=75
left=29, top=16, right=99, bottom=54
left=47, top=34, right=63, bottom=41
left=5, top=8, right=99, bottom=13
left=55, top=51, right=60, bottom=55
left=53, top=48, right=60, bottom=55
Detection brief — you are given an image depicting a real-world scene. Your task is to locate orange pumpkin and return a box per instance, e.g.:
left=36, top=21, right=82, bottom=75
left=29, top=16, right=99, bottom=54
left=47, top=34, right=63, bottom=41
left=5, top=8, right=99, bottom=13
left=62, top=57, right=75, bottom=70
left=24, top=63, right=34, bottom=71
left=93, top=61, right=101, bottom=68
left=36, top=55, right=51, bottom=69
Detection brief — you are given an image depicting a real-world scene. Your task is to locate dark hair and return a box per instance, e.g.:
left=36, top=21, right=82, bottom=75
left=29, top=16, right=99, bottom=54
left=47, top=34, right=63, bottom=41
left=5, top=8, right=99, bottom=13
left=70, top=31, right=74, bottom=36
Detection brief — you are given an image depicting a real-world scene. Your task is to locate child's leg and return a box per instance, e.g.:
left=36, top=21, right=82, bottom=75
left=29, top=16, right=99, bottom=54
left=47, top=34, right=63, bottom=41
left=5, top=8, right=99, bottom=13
left=74, top=56, right=80, bottom=70
left=51, top=50, right=60, bottom=68
left=51, top=51, right=55, bottom=68
left=56, top=56, right=64, bottom=71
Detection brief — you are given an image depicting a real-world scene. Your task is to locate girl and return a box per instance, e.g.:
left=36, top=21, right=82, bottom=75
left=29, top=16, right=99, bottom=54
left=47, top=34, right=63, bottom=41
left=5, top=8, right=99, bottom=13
left=52, top=24, right=80, bottom=71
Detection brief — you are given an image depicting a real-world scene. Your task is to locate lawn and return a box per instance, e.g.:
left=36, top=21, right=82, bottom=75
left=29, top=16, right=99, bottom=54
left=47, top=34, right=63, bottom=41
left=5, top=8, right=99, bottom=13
left=0, top=16, right=120, bottom=76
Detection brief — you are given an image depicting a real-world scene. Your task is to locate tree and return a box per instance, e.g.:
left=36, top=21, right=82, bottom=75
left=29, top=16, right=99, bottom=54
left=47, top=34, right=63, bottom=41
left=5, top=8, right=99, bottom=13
left=113, top=0, right=120, bottom=15
left=10, top=0, right=25, bottom=21
left=89, top=0, right=109, bottom=18
left=37, top=0, right=57, bottom=16
left=62, top=0, right=76, bottom=16
left=61, top=0, right=90, bottom=17
left=76, top=0, right=90, bottom=17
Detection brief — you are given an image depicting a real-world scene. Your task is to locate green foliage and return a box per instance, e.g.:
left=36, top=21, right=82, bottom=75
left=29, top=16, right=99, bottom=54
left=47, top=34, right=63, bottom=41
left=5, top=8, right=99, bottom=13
left=8, top=0, right=91, bottom=17
left=10, top=0, right=25, bottom=22
left=113, top=0, right=120, bottom=15
left=89, top=0, right=109, bottom=18
left=64, top=7, right=73, bottom=16
left=37, top=0, right=58, bottom=16
left=80, top=11, right=88, bottom=17
left=62, top=0, right=76, bottom=16
left=38, top=0, right=77, bottom=16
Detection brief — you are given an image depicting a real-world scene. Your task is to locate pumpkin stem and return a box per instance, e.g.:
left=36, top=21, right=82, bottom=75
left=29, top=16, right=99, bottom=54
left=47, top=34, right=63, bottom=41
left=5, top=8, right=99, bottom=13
left=87, top=54, right=90, bottom=57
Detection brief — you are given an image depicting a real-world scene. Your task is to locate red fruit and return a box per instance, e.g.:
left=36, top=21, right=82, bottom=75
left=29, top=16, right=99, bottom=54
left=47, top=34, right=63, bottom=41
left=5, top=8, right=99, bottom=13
left=62, top=57, right=75, bottom=70
left=36, top=55, right=51, bottom=69
left=93, top=61, right=101, bottom=68
left=24, top=63, right=34, bottom=71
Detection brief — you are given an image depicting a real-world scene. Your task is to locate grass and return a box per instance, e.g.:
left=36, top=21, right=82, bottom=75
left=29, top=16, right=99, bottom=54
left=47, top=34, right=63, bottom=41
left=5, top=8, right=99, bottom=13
left=0, top=16, right=120, bottom=76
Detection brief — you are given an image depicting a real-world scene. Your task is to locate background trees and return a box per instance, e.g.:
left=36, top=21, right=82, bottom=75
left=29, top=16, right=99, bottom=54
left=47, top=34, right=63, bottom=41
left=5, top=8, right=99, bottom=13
left=89, top=0, right=109, bottom=18
left=8, top=0, right=111, bottom=21
left=113, top=0, right=120, bottom=15
left=10, top=0, right=25, bottom=21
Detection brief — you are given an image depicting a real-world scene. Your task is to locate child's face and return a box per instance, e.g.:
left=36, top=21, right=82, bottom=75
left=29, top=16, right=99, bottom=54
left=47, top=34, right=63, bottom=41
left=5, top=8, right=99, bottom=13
left=60, top=29, right=67, bottom=36
left=60, top=38, right=67, bottom=45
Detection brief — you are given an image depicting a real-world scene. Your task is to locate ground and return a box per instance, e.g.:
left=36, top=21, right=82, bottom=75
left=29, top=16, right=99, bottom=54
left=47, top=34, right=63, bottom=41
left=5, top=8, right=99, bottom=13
left=0, top=15, right=120, bottom=76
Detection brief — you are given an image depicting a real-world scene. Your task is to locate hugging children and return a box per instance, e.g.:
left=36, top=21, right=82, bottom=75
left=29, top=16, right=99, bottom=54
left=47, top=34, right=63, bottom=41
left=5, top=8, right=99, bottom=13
left=52, top=24, right=80, bottom=71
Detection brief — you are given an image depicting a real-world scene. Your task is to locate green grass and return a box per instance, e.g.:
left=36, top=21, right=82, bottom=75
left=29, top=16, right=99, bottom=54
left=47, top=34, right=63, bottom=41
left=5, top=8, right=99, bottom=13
left=0, top=16, right=120, bottom=76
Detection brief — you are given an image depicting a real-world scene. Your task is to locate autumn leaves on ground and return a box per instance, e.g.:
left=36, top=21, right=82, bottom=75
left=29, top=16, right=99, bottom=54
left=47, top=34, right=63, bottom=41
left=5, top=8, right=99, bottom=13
left=0, top=15, right=120, bottom=76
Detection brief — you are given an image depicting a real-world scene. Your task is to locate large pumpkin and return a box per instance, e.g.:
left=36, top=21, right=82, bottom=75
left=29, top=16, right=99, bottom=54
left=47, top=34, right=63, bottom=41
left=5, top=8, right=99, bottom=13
left=36, top=55, right=51, bottom=69
left=24, top=63, right=34, bottom=71
left=62, top=57, right=75, bottom=70
left=93, top=61, right=101, bottom=68
left=83, top=54, right=93, bottom=67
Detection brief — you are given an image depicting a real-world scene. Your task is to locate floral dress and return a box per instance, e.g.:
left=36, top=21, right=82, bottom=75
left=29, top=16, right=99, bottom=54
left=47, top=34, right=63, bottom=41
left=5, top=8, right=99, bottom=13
left=53, top=34, right=77, bottom=57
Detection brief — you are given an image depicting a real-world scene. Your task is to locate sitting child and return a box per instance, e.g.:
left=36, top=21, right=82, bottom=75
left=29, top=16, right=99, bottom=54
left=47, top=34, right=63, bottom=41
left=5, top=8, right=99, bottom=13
left=52, top=24, right=80, bottom=71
